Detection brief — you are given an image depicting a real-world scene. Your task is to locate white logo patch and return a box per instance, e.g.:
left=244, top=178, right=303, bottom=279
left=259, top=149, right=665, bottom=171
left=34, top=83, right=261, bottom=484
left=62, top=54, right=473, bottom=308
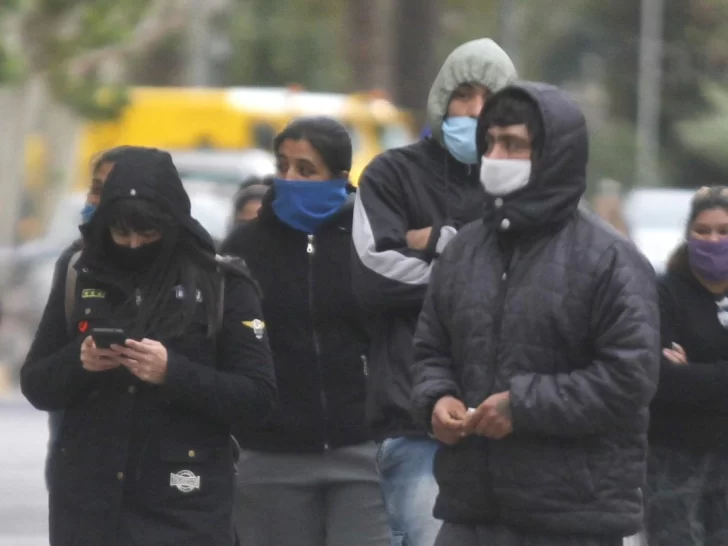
left=170, top=470, right=201, bottom=493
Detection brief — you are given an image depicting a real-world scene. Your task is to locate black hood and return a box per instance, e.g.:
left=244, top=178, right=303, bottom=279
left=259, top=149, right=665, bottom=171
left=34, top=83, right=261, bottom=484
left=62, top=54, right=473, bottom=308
left=478, top=82, right=588, bottom=234
left=81, top=147, right=215, bottom=253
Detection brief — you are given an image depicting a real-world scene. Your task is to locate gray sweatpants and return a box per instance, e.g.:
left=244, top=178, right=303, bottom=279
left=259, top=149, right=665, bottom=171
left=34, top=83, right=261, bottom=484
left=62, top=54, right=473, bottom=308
left=434, top=523, right=622, bottom=546
left=234, top=442, right=389, bottom=546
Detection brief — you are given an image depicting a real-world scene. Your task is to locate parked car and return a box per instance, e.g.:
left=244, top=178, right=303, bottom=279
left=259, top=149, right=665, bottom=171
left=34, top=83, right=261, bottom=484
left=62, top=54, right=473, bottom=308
left=623, top=188, right=693, bottom=275
left=171, top=148, right=276, bottom=189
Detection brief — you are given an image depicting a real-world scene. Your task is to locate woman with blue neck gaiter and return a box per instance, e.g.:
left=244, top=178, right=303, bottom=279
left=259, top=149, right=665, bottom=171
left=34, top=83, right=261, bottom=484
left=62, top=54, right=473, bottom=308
left=221, top=117, right=389, bottom=546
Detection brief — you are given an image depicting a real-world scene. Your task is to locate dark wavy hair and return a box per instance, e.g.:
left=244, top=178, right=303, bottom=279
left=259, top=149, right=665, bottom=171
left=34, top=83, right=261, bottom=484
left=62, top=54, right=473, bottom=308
left=273, top=116, right=352, bottom=177
left=667, top=185, right=728, bottom=274
left=476, top=90, right=545, bottom=161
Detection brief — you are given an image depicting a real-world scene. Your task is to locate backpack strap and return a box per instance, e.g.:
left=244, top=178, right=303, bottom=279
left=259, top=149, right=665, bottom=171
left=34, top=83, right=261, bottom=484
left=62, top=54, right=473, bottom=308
left=65, top=251, right=82, bottom=333
left=217, top=270, right=225, bottom=334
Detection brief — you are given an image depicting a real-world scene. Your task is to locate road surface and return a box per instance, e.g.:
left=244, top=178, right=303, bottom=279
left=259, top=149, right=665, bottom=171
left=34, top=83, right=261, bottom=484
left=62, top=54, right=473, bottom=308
left=0, top=390, right=48, bottom=546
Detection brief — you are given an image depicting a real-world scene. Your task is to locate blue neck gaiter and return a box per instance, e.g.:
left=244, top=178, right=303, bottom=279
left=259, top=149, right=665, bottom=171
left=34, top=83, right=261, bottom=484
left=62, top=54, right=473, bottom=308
left=272, top=178, right=348, bottom=234
left=81, top=203, right=97, bottom=224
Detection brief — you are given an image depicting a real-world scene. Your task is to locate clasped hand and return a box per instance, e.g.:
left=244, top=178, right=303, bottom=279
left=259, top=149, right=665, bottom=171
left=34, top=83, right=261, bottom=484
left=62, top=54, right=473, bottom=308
left=431, top=392, right=513, bottom=445
left=80, top=336, right=169, bottom=385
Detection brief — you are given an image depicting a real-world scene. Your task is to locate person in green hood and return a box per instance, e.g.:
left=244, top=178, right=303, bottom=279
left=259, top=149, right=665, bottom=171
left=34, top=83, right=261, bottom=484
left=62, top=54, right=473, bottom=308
left=351, top=38, right=517, bottom=545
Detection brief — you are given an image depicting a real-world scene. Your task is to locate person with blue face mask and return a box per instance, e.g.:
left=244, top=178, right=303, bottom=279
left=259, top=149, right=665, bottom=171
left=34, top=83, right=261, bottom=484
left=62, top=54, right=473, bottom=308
left=351, top=38, right=517, bottom=546
left=221, top=116, right=389, bottom=546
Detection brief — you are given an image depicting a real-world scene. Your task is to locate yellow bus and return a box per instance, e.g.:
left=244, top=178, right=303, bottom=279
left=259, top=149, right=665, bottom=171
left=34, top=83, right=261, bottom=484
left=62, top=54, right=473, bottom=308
left=72, top=86, right=416, bottom=190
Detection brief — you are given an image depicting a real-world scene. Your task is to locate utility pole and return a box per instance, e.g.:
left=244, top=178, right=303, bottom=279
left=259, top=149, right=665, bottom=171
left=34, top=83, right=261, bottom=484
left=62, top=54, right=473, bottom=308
left=498, top=0, right=521, bottom=70
left=635, top=0, right=664, bottom=187
left=185, top=0, right=232, bottom=87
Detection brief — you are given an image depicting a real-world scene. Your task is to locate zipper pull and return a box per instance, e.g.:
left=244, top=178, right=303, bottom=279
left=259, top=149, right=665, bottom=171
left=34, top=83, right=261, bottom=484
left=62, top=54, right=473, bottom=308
left=307, top=234, right=316, bottom=255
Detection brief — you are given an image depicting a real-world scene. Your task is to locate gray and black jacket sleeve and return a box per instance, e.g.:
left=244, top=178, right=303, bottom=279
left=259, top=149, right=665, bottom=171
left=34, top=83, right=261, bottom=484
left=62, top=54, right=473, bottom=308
left=351, top=157, right=457, bottom=312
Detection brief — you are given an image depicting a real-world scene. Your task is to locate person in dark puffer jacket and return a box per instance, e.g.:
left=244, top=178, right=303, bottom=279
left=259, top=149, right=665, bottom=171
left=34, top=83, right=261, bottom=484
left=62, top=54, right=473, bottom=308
left=411, top=82, right=660, bottom=546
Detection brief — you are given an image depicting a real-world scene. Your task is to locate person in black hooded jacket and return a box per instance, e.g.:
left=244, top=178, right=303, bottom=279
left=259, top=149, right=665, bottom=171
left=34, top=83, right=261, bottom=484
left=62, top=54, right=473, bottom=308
left=21, top=147, right=277, bottom=546
left=46, top=145, right=137, bottom=487
left=221, top=117, right=388, bottom=546
left=646, top=186, right=728, bottom=546
left=411, top=83, right=660, bottom=546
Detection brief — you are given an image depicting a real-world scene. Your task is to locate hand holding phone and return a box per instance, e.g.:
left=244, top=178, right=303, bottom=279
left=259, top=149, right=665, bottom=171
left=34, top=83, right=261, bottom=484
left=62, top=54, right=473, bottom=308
left=80, top=335, right=122, bottom=372
left=91, top=327, right=127, bottom=349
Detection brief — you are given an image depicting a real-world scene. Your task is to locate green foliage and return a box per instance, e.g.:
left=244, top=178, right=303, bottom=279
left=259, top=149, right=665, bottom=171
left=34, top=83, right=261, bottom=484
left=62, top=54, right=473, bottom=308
left=226, top=0, right=349, bottom=91
left=0, top=0, right=163, bottom=119
left=49, top=71, right=130, bottom=120
left=586, top=119, right=638, bottom=193
left=675, top=83, right=728, bottom=171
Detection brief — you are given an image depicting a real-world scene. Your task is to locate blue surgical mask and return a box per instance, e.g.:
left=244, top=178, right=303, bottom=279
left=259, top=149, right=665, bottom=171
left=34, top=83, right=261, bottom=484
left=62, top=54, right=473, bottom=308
left=272, top=178, right=348, bottom=234
left=442, top=116, right=479, bottom=165
left=80, top=203, right=97, bottom=224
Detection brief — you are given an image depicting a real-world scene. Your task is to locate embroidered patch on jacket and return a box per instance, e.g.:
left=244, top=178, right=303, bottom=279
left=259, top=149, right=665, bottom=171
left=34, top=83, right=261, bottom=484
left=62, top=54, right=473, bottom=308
left=81, top=289, right=106, bottom=299
left=170, top=470, right=201, bottom=493
left=242, top=319, right=266, bottom=340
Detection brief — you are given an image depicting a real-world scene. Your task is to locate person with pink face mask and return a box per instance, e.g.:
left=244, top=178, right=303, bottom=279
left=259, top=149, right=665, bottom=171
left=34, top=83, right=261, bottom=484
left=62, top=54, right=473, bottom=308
left=646, top=186, right=728, bottom=546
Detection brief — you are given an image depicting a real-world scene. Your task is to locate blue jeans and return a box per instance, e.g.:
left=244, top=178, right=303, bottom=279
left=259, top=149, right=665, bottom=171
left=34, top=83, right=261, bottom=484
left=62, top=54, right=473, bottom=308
left=377, top=436, right=442, bottom=546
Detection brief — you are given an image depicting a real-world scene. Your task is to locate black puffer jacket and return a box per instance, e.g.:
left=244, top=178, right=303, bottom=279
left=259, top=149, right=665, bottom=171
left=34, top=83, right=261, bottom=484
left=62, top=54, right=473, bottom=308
left=221, top=189, right=372, bottom=453
left=411, top=83, right=660, bottom=537
left=21, top=149, right=277, bottom=546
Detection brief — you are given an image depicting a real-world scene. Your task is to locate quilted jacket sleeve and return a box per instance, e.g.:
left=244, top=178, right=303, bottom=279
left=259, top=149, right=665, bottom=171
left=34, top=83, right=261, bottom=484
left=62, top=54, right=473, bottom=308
left=411, top=258, right=461, bottom=429
left=509, top=240, right=660, bottom=437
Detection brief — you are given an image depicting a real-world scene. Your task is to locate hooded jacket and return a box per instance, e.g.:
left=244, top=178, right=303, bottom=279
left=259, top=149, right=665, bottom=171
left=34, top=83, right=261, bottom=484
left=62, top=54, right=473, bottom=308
left=221, top=188, right=372, bottom=452
left=351, top=38, right=517, bottom=440
left=411, top=83, right=660, bottom=536
left=21, top=148, right=277, bottom=546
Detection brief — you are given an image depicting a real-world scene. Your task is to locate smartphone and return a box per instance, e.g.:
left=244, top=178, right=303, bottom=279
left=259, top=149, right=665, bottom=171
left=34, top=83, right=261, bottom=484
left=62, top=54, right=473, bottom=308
left=91, top=327, right=127, bottom=349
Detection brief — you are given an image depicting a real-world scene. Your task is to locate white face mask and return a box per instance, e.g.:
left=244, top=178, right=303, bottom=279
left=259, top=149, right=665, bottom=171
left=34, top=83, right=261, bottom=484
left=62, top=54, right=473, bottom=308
left=479, top=157, right=532, bottom=196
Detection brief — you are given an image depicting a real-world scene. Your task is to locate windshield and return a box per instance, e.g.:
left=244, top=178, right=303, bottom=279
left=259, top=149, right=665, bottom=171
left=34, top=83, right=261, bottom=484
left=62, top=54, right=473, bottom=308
left=377, top=122, right=414, bottom=150
left=177, top=169, right=246, bottom=186
left=624, top=190, right=692, bottom=231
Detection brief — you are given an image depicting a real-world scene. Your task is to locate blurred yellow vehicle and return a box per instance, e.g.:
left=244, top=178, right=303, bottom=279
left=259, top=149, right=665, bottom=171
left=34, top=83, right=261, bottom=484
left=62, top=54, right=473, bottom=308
left=72, top=86, right=416, bottom=191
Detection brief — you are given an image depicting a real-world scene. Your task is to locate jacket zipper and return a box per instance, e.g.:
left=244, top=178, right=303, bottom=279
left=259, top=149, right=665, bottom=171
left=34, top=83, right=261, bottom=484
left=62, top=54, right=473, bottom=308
left=361, top=354, right=369, bottom=377
left=487, top=246, right=518, bottom=395
left=307, top=234, right=329, bottom=450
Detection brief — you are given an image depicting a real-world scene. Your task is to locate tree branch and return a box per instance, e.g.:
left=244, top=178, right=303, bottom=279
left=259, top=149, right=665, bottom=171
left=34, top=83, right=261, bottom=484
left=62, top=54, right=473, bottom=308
left=68, top=0, right=191, bottom=77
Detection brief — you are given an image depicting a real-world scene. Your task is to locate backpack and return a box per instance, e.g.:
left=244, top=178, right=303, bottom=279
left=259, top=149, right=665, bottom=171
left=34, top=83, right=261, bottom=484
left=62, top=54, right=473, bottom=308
left=63, top=250, right=225, bottom=337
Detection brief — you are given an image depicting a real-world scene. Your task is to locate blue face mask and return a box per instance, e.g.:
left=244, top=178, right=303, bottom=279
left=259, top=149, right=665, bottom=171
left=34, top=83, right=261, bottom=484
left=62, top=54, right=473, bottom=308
left=80, top=203, right=97, bottom=224
left=442, top=116, right=479, bottom=165
left=272, top=178, right=349, bottom=234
